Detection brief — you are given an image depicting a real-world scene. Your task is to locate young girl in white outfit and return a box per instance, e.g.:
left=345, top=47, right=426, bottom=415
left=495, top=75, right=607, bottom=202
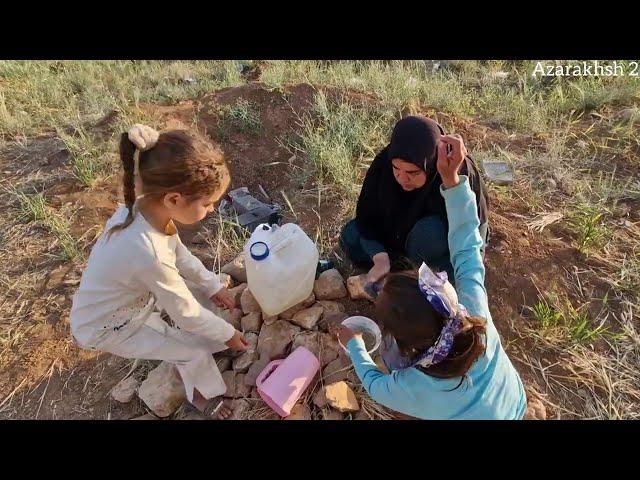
left=70, top=124, right=248, bottom=418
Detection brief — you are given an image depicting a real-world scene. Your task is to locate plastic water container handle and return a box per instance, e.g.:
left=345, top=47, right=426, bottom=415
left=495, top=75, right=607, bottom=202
left=255, top=359, right=284, bottom=389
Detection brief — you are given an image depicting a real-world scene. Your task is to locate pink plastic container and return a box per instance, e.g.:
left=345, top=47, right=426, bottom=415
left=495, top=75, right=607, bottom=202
left=256, top=346, right=320, bottom=417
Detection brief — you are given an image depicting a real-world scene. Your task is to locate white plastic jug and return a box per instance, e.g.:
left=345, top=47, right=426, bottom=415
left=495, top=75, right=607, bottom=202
left=244, top=223, right=319, bottom=317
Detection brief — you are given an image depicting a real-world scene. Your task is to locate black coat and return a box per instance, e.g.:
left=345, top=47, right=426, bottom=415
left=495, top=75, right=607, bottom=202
left=355, top=145, right=489, bottom=254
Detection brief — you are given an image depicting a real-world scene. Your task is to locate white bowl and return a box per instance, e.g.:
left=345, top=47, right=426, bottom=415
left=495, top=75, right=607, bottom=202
left=339, top=316, right=382, bottom=354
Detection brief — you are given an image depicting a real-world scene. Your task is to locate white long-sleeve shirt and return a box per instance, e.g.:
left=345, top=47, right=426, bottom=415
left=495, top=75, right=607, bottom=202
left=70, top=205, right=235, bottom=349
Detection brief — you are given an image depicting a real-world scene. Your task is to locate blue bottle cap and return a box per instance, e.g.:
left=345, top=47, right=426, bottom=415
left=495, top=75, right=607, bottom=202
left=249, top=241, right=269, bottom=261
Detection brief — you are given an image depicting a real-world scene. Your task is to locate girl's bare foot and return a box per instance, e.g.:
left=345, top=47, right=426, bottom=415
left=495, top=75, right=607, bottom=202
left=210, top=399, right=234, bottom=420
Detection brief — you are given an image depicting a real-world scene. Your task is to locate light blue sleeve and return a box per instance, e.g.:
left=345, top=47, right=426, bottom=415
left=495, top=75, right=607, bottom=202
left=440, top=176, right=490, bottom=320
left=347, top=337, right=420, bottom=416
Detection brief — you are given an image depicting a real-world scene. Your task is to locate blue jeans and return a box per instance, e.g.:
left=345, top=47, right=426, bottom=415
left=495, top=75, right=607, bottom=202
left=340, top=217, right=488, bottom=282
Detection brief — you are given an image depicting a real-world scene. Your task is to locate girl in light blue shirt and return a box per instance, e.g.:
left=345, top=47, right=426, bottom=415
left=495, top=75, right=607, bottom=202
left=337, top=134, right=527, bottom=420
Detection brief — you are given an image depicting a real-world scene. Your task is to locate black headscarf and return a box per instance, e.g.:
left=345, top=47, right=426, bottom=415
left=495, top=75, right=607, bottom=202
left=355, top=115, right=489, bottom=254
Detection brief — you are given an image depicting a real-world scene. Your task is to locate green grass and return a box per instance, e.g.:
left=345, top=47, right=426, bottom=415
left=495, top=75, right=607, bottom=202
left=261, top=60, right=475, bottom=118
left=568, top=203, right=611, bottom=254
left=295, top=90, right=390, bottom=198
left=57, top=124, right=114, bottom=187
left=13, top=189, right=82, bottom=261
left=220, top=99, right=261, bottom=134
left=208, top=214, right=251, bottom=270
left=0, top=61, right=245, bottom=138
left=528, top=293, right=619, bottom=345
left=531, top=297, right=563, bottom=330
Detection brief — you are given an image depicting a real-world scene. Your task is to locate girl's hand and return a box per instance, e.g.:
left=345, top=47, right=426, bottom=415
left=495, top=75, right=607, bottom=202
left=211, top=287, right=237, bottom=310
left=128, top=124, right=159, bottom=151
left=225, top=330, right=250, bottom=351
left=437, top=134, right=467, bottom=189
left=336, top=325, right=361, bottom=347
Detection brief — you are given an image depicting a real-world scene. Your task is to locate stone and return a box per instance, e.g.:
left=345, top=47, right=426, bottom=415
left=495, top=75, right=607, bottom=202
left=516, top=237, right=530, bottom=248
left=482, top=160, right=514, bottom=186
left=284, top=404, right=311, bottom=420
left=222, top=371, right=252, bottom=398
left=232, top=333, right=259, bottom=373
left=324, top=381, right=360, bottom=412
left=347, top=274, right=375, bottom=301
left=219, top=308, right=243, bottom=330
left=131, top=413, right=159, bottom=420
left=240, top=288, right=261, bottom=315
left=221, top=253, right=247, bottom=283
left=216, top=356, right=232, bottom=372
left=229, top=283, right=248, bottom=305
left=241, top=312, right=262, bottom=332
left=322, top=408, right=344, bottom=420
left=290, top=305, right=324, bottom=330
left=244, top=356, right=270, bottom=387
left=138, top=362, right=186, bottom=418
left=280, top=293, right=316, bottom=319
left=314, top=269, right=347, bottom=300
left=313, top=388, right=328, bottom=408
left=302, top=292, right=317, bottom=308
left=230, top=399, right=251, bottom=420
left=262, top=313, right=278, bottom=325
left=110, top=376, right=139, bottom=403
left=319, top=312, right=349, bottom=333
left=257, top=320, right=301, bottom=360
left=322, top=356, right=353, bottom=384
left=317, top=301, right=345, bottom=316
left=218, top=273, right=234, bottom=289
left=524, top=397, right=547, bottom=420
left=292, top=331, right=340, bottom=367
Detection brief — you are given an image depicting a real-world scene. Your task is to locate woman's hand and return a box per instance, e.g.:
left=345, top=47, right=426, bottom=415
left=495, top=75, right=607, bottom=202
left=211, top=287, right=236, bottom=310
left=225, top=330, right=250, bottom=351
left=128, top=124, right=159, bottom=151
left=367, top=252, right=391, bottom=284
left=437, top=134, right=467, bottom=189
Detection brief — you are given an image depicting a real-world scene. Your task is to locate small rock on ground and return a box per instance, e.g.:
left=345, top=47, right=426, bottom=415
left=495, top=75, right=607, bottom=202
left=324, top=381, right=360, bottom=412
left=346, top=274, right=375, bottom=301
left=110, top=376, right=139, bottom=403
left=291, top=305, right=324, bottom=330
left=314, top=269, right=347, bottom=300
left=221, top=253, right=247, bottom=283
left=240, top=288, right=262, bottom=315
left=218, top=273, right=234, bottom=289
left=138, top=362, right=186, bottom=418
left=257, top=320, right=301, bottom=360
left=241, top=312, right=262, bottom=332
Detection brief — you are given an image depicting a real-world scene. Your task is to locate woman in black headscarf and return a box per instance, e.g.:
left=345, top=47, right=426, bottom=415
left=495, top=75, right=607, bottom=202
left=340, top=115, right=489, bottom=284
